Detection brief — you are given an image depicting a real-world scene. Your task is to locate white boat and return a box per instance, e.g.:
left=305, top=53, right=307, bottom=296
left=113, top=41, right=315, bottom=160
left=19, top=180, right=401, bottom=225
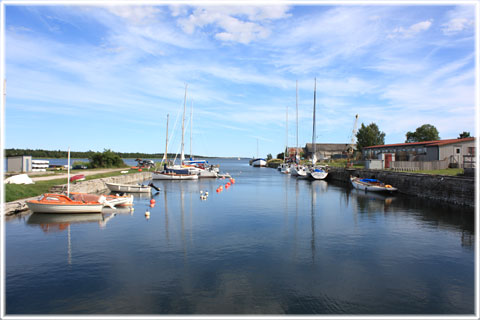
left=182, top=158, right=219, bottom=178
left=105, top=182, right=152, bottom=193
left=307, top=167, right=328, bottom=180
left=152, top=84, right=200, bottom=181
left=152, top=170, right=199, bottom=180
left=70, top=192, right=134, bottom=208
left=350, top=176, right=397, bottom=193
left=306, top=78, right=328, bottom=181
left=291, top=164, right=307, bottom=177
left=4, top=173, right=34, bottom=184
left=279, top=163, right=291, bottom=174
left=252, top=158, right=267, bottom=167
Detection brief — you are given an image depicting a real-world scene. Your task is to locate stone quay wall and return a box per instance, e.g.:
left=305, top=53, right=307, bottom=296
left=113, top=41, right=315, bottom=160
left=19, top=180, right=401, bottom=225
left=327, top=168, right=475, bottom=207
left=4, top=172, right=152, bottom=216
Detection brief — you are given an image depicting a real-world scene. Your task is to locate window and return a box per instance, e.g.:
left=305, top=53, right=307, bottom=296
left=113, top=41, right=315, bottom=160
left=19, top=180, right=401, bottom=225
left=468, top=147, right=475, bottom=155
left=456, top=148, right=461, bottom=154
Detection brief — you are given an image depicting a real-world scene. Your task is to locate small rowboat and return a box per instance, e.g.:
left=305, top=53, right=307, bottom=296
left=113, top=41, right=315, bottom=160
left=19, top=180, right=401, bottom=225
left=70, top=174, right=85, bottom=183
left=105, top=182, right=152, bottom=193
left=350, top=176, right=397, bottom=193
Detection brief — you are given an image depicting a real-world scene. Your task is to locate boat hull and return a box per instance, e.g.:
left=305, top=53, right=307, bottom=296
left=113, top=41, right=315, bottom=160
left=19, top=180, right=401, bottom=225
left=152, top=172, right=199, bottom=180
left=350, top=177, right=397, bottom=192
left=105, top=182, right=151, bottom=193
left=252, top=159, right=267, bottom=167
left=307, top=170, right=328, bottom=180
left=26, top=201, right=104, bottom=213
left=291, top=165, right=307, bottom=177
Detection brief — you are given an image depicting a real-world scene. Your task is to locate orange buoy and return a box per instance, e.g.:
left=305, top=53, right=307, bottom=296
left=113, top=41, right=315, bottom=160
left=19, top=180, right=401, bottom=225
left=150, top=204, right=155, bottom=208
left=138, top=168, right=142, bottom=172
left=150, top=199, right=156, bottom=204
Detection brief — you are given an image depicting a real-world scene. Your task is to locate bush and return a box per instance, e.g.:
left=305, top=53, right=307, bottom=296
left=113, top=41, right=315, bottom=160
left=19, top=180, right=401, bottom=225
left=89, top=149, right=126, bottom=168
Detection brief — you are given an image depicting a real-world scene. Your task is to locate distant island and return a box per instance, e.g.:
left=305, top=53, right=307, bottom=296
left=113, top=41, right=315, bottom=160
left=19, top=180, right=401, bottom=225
left=4, top=148, right=243, bottom=159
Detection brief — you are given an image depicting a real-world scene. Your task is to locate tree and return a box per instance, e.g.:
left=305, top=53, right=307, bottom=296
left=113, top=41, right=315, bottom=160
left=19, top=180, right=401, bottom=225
left=458, top=131, right=471, bottom=139
left=356, top=122, right=385, bottom=153
left=276, top=152, right=284, bottom=159
left=266, top=153, right=273, bottom=161
left=89, top=149, right=126, bottom=168
left=405, top=124, right=440, bottom=143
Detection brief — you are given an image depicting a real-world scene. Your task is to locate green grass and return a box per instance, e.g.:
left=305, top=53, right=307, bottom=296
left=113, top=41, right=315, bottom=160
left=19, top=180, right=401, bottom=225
left=5, top=169, right=140, bottom=202
left=5, top=178, right=67, bottom=202
left=408, top=168, right=464, bottom=176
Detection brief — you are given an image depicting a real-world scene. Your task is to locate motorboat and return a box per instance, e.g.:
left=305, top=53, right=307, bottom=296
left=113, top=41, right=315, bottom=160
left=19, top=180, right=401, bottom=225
left=182, top=160, right=218, bottom=178
left=350, top=176, right=398, bottom=193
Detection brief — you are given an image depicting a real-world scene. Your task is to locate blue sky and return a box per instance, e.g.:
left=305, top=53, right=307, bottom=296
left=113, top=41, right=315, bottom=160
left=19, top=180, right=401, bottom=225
left=3, top=3, right=477, bottom=158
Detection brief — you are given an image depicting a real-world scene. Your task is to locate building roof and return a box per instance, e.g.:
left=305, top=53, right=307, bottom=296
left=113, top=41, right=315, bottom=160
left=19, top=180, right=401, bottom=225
left=363, top=137, right=475, bottom=150
left=305, top=143, right=350, bottom=152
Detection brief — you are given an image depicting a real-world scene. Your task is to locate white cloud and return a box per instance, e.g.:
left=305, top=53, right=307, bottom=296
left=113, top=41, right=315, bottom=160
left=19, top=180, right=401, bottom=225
left=175, top=5, right=291, bottom=44
left=106, top=6, right=161, bottom=24
left=441, top=5, right=475, bottom=35
left=389, top=19, right=432, bottom=38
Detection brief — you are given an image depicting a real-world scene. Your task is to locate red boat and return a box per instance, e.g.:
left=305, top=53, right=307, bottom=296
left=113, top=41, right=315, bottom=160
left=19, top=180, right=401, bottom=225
left=70, top=174, right=85, bottom=183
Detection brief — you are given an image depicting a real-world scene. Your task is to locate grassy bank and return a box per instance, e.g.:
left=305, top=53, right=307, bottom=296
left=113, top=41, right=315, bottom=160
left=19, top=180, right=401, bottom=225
left=5, top=169, right=139, bottom=202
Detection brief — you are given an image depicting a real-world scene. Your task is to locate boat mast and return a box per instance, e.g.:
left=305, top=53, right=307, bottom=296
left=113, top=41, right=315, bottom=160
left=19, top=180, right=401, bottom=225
left=257, top=139, right=259, bottom=158
left=67, top=147, right=70, bottom=196
left=296, top=80, right=299, bottom=163
left=190, top=100, right=193, bottom=160
left=180, top=83, right=188, bottom=164
left=312, top=78, right=317, bottom=165
left=285, top=105, right=288, bottom=162
left=163, top=114, right=169, bottom=165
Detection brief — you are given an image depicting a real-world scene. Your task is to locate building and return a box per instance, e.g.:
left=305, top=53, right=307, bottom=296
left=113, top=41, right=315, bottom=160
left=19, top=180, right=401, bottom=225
left=362, top=137, right=475, bottom=168
left=304, top=143, right=351, bottom=161
left=7, top=156, right=32, bottom=172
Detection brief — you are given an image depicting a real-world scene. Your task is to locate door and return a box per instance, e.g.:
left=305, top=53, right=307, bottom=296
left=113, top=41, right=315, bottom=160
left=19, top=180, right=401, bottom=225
left=385, top=154, right=392, bottom=168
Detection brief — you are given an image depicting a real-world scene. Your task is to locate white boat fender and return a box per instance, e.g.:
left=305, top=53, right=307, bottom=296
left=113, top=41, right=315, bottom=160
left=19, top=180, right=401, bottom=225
left=145, top=210, right=150, bottom=216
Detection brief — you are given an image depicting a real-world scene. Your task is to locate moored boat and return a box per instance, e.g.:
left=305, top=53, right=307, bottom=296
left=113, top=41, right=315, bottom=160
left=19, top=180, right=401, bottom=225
left=307, top=166, right=328, bottom=180
left=252, top=158, right=267, bottom=167
left=26, top=193, right=105, bottom=213
left=291, top=164, right=307, bottom=177
left=105, top=182, right=152, bottom=193
left=350, top=176, right=397, bottom=193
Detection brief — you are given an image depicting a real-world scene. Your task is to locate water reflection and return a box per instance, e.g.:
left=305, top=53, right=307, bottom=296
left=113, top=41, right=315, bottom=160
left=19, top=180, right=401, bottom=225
left=6, top=160, right=475, bottom=315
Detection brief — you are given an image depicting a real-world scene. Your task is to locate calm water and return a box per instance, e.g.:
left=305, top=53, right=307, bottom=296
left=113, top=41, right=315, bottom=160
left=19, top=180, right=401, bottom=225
left=5, top=159, right=475, bottom=315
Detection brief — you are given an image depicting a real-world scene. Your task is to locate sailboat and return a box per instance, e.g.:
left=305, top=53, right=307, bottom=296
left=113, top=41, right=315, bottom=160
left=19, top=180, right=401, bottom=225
left=181, top=100, right=219, bottom=178
left=152, top=84, right=198, bottom=180
left=280, top=105, right=291, bottom=174
left=291, top=80, right=307, bottom=177
left=307, top=78, right=328, bottom=180
left=26, top=148, right=106, bottom=213
left=251, top=139, right=266, bottom=167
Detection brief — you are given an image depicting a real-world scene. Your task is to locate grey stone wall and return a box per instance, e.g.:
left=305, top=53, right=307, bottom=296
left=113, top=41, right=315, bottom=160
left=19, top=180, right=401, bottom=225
left=328, top=168, right=475, bottom=207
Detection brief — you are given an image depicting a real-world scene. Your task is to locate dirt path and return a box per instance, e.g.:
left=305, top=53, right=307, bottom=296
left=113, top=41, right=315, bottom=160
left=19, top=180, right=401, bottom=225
left=31, top=168, right=130, bottom=182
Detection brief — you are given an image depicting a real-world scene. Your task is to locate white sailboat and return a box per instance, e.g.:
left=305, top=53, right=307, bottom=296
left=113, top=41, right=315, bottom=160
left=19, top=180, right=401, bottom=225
left=152, top=88, right=199, bottom=181
left=252, top=139, right=266, bottom=167
left=291, top=80, right=307, bottom=177
left=307, top=78, right=328, bottom=180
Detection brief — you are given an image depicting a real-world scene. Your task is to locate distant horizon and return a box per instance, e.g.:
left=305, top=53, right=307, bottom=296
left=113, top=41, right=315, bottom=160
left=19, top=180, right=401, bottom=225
left=3, top=2, right=477, bottom=158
